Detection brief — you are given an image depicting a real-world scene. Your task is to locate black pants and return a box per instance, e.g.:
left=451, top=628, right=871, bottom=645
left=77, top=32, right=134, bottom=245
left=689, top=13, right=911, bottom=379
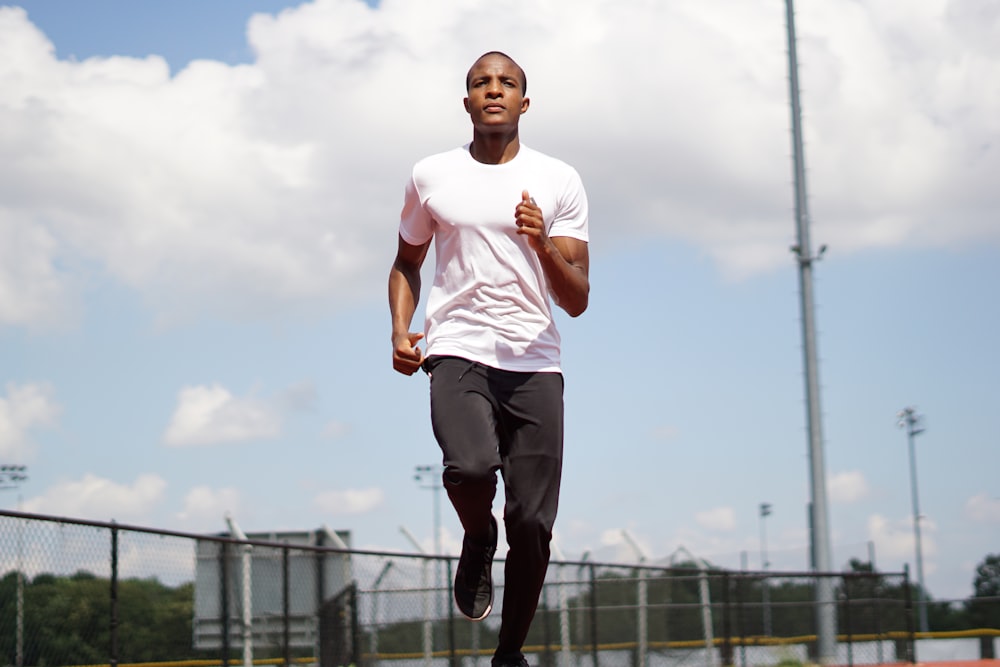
left=426, top=355, right=564, bottom=662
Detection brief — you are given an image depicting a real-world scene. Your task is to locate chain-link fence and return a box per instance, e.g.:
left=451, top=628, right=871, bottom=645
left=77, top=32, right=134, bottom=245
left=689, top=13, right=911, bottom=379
left=0, top=509, right=933, bottom=667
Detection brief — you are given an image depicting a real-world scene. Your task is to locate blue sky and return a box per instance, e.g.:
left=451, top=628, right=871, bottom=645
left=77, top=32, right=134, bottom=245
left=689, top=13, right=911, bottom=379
left=1, top=0, right=997, bottom=601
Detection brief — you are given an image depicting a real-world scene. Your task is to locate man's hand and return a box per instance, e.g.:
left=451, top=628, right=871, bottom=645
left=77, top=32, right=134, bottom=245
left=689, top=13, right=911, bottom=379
left=514, top=189, right=590, bottom=317
left=515, top=190, right=549, bottom=252
left=392, top=331, right=425, bottom=376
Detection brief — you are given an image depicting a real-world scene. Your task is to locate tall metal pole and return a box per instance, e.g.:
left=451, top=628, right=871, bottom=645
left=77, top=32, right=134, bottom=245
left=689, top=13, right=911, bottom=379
left=401, top=526, right=433, bottom=667
left=414, top=466, right=444, bottom=622
left=759, top=503, right=773, bottom=637
left=898, top=407, right=929, bottom=633
left=2, top=465, right=29, bottom=667
left=225, top=514, right=253, bottom=667
left=622, top=530, right=649, bottom=667
left=783, top=0, right=837, bottom=661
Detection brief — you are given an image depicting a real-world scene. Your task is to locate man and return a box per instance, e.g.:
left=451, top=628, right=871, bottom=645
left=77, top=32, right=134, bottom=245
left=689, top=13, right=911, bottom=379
left=388, top=51, right=590, bottom=667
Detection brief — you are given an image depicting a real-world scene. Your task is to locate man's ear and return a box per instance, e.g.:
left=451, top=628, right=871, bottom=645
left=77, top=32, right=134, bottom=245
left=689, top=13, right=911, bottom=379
left=520, top=97, right=530, bottom=114
left=463, top=97, right=471, bottom=114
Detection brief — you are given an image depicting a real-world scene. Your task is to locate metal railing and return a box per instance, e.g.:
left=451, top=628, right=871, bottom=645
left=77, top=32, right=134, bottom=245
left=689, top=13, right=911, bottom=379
left=0, top=509, right=932, bottom=667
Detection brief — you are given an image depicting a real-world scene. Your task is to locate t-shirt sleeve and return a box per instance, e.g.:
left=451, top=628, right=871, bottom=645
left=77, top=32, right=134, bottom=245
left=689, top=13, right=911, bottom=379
left=548, top=167, right=589, bottom=243
left=398, top=173, right=434, bottom=245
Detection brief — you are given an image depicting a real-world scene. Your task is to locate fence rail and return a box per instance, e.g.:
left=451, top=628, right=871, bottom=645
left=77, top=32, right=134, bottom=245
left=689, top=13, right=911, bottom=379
left=0, top=509, right=953, bottom=667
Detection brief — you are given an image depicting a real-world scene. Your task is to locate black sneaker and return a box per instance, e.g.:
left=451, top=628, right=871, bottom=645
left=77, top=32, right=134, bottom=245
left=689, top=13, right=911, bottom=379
left=492, top=657, right=528, bottom=667
left=454, top=515, right=497, bottom=621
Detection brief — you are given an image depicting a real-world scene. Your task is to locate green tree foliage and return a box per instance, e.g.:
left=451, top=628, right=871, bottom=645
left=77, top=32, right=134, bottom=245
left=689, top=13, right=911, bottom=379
left=0, top=570, right=200, bottom=666
left=967, top=553, right=1000, bottom=629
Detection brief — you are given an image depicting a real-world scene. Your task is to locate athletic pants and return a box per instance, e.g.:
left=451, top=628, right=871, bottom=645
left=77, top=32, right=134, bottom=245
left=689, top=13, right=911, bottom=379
left=425, top=355, right=564, bottom=662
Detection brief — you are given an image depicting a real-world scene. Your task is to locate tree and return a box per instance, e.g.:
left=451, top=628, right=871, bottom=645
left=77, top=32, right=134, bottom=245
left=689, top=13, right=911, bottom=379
left=967, top=554, right=1000, bottom=629
left=0, top=569, right=201, bottom=666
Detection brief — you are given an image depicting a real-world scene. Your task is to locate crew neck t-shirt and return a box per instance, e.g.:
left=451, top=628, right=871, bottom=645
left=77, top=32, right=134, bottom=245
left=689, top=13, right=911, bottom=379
left=398, top=143, right=589, bottom=373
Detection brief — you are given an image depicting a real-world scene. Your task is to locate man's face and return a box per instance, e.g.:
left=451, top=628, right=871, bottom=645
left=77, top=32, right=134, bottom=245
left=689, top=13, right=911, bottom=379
left=463, top=54, right=529, bottom=132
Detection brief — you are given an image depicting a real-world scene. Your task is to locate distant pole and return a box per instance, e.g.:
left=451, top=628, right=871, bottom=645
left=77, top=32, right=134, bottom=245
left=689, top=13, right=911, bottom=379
left=759, top=503, right=773, bottom=636
left=1, top=465, right=29, bottom=667
left=401, top=526, right=433, bottom=667
left=370, top=560, right=394, bottom=658
left=622, top=530, right=649, bottom=667
left=414, top=465, right=444, bottom=622
left=225, top=514, right=253, bottom=667
left=898, top=407, right=929, bottom=633
left=783, top=0, right=837, bottom=661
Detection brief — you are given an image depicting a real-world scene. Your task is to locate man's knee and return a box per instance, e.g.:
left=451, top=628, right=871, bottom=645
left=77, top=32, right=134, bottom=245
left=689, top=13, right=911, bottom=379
left=443, top=451, right=500, bottom=486
left=443, top=462, right=498, bottom=489
left=505, top=511, right=554, bottom=550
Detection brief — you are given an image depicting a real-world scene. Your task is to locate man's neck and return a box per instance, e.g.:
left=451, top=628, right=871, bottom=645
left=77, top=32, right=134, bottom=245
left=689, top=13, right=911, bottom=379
left=469, top=131, right=521, bottom=165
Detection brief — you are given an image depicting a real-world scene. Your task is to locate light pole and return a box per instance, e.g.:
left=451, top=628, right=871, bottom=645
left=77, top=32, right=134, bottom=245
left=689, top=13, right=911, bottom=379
left=0, top=464, right=28, bottom=492
left=401, top=526, right=433, bottom=667
left=414, top=465, right=444, bottom=624
left=2, top=464, right=29, bottom=667
left=898, top=407, right=929, bottom=633
left=783, top=0, right=836, bottom=658
left=370, top=560, right=394, bottom=659
left=759, top=502, right=773, bottom=637
left=622, top=530, right=649, bottom=667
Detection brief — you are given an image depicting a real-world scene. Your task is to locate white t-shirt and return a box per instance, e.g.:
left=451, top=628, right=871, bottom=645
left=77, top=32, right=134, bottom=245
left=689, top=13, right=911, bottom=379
left=398, top=143, right=589, bottom=373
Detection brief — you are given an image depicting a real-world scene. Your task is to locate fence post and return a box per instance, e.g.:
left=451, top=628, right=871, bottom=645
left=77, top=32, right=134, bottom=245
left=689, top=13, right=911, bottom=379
left=636, top=566, right=648, bottom=667
left=589, top=563, right=599, bottom=667
left=316, top=529, right=326, bottom=666
left=842, top=575, right=853, bottom=667
left=350, top=583, right=361, bottom=667
left=874, top=573, right=884, bottom=665
left=721, top=571, right=731, bottom=667
left=542, top=585, right=552, bottom=667
left=283, top=544, right=291, bottom=667
left=110, top=521, right=119, bottom=667
left=448, top=558, right=458, bottom=667
left=903, top=565, right=915, bottom=663
left=735, top=573, right=745, bottom=667
left=221, top=541, right=231, bottom=667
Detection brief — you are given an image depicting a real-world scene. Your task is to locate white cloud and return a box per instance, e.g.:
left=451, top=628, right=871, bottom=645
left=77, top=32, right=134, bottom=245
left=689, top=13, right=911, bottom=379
left=650, top=424, right=680, bottom=442
left=828, top=470, right=870, bottom=504
left=867, top=513, right=937, bottom=563
left=695, top=506, right=736, bottom=532
left=22, top=473, right=166, bottom=520
left=0, top=382, right=59, bottom=460
left=175, top=485, right=243, bottom=529
left=0, top=217, right=73, bottom=328
left=964, top=493, right=1000, bottom=523
left=322, top=420, right=350, bottom=439
left=0, top=0, right=996, bottom=327
left=163, top=383, right=281, bottom=446
left=598, top=527, right=655, bottom=562
left=314, top=487, right=385, bottom=515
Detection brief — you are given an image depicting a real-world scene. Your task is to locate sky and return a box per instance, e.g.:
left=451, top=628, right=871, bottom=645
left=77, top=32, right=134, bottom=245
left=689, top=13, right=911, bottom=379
left=0, top=0, right=997, bottom=602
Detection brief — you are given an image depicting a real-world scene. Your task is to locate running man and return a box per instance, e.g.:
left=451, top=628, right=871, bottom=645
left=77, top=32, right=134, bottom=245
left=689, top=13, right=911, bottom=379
left=388, top=51, right=590, bottom=667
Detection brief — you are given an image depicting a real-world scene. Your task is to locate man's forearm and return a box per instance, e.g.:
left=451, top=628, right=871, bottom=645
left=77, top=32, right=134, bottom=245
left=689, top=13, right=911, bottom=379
left=537, top=241, right=589, bottom=317
left=389, top=264, right=421, bottom=338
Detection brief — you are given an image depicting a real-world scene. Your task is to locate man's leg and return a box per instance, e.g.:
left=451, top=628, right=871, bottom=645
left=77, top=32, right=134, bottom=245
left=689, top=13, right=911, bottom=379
left=492, top=369, right=564, bottom=664
left=427, top=356, right=502, bottom=620
left=428, top=357, right=501, bottom=537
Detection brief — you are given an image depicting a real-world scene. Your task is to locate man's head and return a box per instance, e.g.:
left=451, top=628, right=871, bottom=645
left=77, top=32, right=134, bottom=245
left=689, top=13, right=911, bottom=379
left=464, top=51, right=529, bottom=134
left=465, top=51, right=526, bottom=95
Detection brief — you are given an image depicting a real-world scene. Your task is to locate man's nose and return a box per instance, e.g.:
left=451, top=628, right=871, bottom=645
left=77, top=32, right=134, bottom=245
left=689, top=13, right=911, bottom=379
left=486, top=80, right=503, bottom=97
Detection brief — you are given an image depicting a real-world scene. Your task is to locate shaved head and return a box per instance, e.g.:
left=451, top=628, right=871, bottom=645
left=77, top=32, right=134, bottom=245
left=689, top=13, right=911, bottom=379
left=466, top=51, right=527, bottom=95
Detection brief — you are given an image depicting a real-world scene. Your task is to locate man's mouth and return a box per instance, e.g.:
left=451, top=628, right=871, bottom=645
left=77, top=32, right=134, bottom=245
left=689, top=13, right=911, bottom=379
left=484, top=103, right=505, bottom=112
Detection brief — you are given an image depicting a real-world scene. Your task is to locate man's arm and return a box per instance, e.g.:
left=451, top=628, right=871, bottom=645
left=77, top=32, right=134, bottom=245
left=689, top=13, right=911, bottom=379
left=515, top=191, right=590, bottom=317
left=389, top=235, right=431, bottom=375
left=543, top=235, right=589, bottom=317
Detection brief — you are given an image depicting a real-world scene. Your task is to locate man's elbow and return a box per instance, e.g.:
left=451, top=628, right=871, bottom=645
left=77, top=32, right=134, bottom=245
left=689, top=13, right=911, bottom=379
left=562, top=290, right=589, bottom=318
